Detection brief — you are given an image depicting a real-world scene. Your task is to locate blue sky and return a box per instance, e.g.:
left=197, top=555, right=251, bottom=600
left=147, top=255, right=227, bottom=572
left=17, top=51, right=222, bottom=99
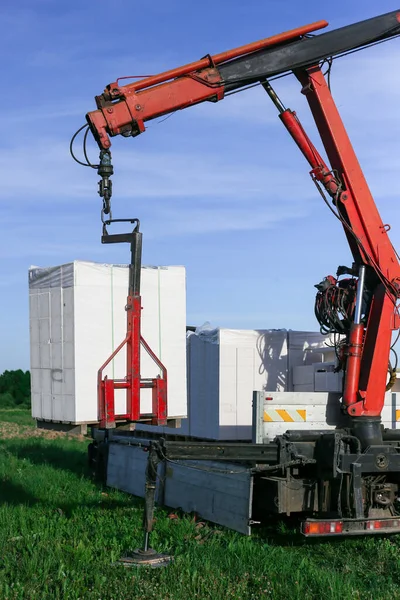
left=1, top=0, right=400, bottom=372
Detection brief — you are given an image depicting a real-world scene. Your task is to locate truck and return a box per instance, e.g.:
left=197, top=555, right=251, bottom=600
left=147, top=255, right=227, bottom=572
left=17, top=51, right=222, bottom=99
left=71, top=9, right=400, bottom=565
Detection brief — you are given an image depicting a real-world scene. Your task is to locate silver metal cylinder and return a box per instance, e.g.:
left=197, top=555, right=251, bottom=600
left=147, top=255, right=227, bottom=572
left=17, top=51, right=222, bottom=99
left=143, top=531, right=150, bottom=552
left=261, top=80, right=286, bottom=113
left=354, top=265, right=366, bottom=325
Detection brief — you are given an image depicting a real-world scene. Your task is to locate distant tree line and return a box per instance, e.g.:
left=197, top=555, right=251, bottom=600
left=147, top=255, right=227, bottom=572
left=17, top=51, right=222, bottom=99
left=0, top=370, right=30, bottom=409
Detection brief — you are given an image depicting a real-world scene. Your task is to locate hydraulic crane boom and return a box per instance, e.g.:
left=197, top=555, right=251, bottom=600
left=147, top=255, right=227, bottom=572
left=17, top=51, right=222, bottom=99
left=78, top=10, right=400, bottom=446
left=86, top=10, right=400, bottom=149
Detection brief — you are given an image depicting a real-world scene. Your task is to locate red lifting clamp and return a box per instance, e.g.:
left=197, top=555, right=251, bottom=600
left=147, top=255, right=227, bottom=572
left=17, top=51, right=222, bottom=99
left=97, top=219, right=167, bottom=428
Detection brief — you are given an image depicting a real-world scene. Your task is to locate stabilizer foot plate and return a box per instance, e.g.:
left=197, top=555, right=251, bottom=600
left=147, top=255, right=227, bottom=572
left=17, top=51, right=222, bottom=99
left=119, top=548, right=173, bottom=568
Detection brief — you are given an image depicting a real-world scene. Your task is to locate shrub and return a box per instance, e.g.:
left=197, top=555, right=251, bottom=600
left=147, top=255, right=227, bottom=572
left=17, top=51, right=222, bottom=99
left=0, top=370, right=31, bottom=408
left=0, top=392, right=16, bottom=409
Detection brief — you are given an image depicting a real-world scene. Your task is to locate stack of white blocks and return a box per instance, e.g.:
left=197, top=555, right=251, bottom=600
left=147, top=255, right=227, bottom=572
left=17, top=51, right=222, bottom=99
left=186, top=328, right=337, bottom=440
left=29, top=261, right=187, bottom=424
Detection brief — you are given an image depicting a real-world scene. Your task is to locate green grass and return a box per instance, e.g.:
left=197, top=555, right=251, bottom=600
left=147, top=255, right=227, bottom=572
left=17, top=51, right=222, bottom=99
left=0, top=408, right=35, bottom=427
left=1, top=411, right=400, bottom=599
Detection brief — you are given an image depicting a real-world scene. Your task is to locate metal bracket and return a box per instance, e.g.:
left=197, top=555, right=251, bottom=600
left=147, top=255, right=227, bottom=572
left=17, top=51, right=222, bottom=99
left=102, top=218, right=140, bottom=244
left=351, top=462, right=364, bottom=519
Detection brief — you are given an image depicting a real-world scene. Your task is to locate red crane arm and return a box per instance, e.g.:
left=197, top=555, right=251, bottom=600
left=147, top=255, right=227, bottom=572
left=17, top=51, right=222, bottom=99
left=86, top=20, right=328, bottom=150
left=86, top=10, right=400, bottom=150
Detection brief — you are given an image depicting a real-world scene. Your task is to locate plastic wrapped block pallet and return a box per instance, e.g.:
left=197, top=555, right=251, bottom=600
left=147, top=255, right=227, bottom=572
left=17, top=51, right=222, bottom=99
left=29, top=261, right=187, bottom=424
left=187, top=328, right=288, bottom=440
left=187, top=328, right=339, bottom=441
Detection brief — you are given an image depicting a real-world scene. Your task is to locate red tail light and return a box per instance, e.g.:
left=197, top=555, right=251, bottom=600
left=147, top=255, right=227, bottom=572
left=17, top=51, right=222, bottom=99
left=367, top=519, right=400, bottom=531
left=303, top=518, right=400, bottom=536
left=303, top=520, right=343, bottom=535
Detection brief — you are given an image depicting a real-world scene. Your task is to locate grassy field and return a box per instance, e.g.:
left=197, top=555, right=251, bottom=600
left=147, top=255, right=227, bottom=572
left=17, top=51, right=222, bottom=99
left=1, top=410, right=400, bottom=599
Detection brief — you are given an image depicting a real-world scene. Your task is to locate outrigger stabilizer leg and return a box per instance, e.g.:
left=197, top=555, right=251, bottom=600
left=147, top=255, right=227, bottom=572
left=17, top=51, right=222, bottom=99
left=119, top=443, right=173, bottom=568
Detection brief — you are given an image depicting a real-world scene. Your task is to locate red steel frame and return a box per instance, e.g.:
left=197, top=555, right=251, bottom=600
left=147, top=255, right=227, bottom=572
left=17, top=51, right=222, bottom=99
left=97, top=291, right=167, bottom=428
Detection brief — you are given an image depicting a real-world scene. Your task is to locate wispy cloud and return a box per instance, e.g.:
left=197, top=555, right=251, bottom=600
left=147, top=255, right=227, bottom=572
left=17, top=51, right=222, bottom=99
left=0, top=137, right=314, bottom=204
left=144, top=200, right=310, bottom=237
left=6, top=105, right=86, bottom=124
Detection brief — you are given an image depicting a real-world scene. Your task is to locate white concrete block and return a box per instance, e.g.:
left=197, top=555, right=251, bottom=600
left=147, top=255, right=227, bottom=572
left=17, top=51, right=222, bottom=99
left=293, top=365, right=314, bottom=386
left=314, top=371, right=343, bottom=393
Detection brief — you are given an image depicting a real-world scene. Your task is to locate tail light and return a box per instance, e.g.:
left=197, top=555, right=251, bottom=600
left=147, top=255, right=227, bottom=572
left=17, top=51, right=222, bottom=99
left=303, top=520, right=343, bottom=535
left=303, top=518, right=400, bottom=536
left=367, top=519, right=400, bottom=530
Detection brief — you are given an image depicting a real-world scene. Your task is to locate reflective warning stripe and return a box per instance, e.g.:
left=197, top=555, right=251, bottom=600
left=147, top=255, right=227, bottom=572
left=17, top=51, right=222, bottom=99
left=264, top=408, right=306, bottom=423
left=396, top=410, right=400, bottom=422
